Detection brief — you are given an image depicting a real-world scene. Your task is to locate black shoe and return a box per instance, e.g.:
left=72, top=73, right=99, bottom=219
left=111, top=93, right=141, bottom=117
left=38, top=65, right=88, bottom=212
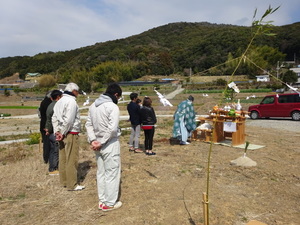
left=146, top=151, right=156, bottom=156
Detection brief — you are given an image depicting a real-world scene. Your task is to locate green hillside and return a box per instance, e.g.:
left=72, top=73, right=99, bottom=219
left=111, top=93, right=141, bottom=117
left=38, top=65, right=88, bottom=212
left=0, top=21, right=299, bottom=90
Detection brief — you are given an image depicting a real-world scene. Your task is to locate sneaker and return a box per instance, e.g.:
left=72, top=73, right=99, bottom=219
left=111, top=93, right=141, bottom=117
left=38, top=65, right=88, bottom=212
left=48, top=170, right=59, bottom=176
left=134, top=148, right=144, bottom=153
left=71, top=185, right=85, bottom=191
left=98, top=201, right=104, bottom=210
left=102, top=201, right=122, bottom=212
left=180, top=141, right=190, bottom=145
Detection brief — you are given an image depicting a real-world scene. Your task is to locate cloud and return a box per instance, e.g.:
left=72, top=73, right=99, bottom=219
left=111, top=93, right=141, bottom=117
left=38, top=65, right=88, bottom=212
left=0, top=0, right=299, bottom=58
left=0, top=0, right=112, bottom=56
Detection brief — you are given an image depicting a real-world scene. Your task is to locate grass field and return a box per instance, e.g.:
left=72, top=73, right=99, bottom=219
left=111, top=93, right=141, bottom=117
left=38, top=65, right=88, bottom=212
left=0, top=106, right=38, bottom=109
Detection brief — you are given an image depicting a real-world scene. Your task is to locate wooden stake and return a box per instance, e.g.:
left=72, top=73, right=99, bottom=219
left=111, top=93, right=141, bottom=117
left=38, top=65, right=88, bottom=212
left=202, top=192, right=209, bottom=225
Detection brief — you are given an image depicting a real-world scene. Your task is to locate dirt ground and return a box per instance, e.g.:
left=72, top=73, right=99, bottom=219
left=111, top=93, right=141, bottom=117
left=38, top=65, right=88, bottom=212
left=0, top=93, right=299, bottom=225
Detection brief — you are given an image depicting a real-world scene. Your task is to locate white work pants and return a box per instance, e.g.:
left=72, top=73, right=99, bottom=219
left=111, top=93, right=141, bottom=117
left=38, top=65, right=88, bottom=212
left=180, top=117, right=188, bottom=142
left=95, top=140, right=121, bottom=207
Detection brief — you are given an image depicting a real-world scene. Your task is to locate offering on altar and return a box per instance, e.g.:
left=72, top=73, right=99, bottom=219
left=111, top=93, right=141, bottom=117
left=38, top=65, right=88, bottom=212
left=197, top=122, right=212, bottom=131
left=236, top=99, right=242, bottom=110
left=213, top=105, right=219, bottom=111
left=228, top=109, right=236, bottom=117
left=224, top=103, right=231, bottom=111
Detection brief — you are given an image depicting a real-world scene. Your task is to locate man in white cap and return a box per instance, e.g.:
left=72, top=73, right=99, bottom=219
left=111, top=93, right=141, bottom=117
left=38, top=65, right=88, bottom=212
left=52, top=82, right=85, bottom=191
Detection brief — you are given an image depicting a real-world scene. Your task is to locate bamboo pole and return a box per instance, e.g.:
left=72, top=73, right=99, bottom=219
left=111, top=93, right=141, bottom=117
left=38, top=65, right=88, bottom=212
left=202, top=192, right=209, bottom=225
left=201, top=7, right=278, bottom=225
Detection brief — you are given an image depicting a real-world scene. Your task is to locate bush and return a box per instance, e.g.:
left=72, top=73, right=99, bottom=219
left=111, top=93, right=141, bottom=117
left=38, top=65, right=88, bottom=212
left=0, top=137, right=6, bottom=141
left=13, top=87, right=21, bottom=94
left=0, top=113, right=11, bottom=117
left=214, top=78, right=227, bottom=86
left=26, top=133, right=40, bottom=145
left=4, top=88, right=10, bottom=97
left=39, top=75, right=56, bottom=88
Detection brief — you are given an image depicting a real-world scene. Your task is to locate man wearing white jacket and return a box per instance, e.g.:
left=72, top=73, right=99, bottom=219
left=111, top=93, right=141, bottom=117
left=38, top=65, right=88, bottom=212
left=85, top=83, right=123, bottom=211
left=52, top=83, right=84, bottom=191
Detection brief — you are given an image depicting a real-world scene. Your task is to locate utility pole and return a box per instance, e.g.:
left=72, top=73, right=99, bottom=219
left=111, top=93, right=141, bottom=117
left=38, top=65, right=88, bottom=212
left=276, top=61, right=280, bottom=79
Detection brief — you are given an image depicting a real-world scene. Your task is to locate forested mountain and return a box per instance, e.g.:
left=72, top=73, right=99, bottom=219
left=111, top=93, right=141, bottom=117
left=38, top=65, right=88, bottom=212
left=0, top=22, right=299, bottom=90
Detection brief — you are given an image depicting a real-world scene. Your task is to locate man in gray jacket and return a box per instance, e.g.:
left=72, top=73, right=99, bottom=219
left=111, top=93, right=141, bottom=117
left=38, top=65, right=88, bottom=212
left=85, top=83, right=122, bottom=211
left=52, top=83, right=84, bottom=191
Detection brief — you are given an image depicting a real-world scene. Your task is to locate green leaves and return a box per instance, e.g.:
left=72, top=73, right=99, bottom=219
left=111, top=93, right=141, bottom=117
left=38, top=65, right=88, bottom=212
left=252, top=5, right=280, bottom=36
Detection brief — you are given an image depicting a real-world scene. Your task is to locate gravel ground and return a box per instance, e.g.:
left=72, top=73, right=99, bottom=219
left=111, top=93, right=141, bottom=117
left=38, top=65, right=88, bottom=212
left=246, top=118, right=300, bottom=132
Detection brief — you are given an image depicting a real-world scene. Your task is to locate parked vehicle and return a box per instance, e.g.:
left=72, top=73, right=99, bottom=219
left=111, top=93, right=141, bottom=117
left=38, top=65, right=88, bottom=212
left=248, top=93, right=300, bottom=121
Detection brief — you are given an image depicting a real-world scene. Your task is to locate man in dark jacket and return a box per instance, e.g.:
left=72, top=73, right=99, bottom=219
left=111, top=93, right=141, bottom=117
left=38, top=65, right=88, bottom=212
left=45, top=90, right=62, bottom=175
left=39, top=92, right=52, bottom=163
left=127, top=93, right=143, bottom=153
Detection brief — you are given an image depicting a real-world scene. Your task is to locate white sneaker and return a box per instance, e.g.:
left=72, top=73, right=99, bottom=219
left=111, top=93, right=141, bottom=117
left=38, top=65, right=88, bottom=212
left=72, top=185, right=85, bottom=191
left=102, top=201, right=122, bottom=211
left=48, top=170, right=59, bottom=176
left=180, top=141, right=190, bottom=145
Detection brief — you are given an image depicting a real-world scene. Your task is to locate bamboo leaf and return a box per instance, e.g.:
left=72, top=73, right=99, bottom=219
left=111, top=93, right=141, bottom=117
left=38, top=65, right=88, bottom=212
left=244, top=141, right=250, bottom=154
left=265, top=33, right=277, bottom=36
left=261, top=6, right=272, bottom=19
left=253, top=8, right=257, bottom=20
left=272, top=6, right=280, bottom=13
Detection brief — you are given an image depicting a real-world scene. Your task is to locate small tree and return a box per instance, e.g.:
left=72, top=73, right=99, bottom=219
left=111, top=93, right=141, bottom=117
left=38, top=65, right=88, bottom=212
left=13, top=87, right=21, bottom=95
left=214, top=78, right=227, bottom=86
left=281, top=70, right=297, bottom=84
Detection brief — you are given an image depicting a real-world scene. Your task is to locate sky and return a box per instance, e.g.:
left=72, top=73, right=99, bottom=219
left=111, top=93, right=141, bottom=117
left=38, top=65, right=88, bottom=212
left=0, top=0, right=299, bottom=58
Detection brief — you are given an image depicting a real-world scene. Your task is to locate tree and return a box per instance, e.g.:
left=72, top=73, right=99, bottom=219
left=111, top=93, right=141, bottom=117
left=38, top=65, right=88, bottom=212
left=281, top=70, right=298, bottom=84
left=70, top=70, right=92, bottom=92
left=224, top=46, right=286, bottom=78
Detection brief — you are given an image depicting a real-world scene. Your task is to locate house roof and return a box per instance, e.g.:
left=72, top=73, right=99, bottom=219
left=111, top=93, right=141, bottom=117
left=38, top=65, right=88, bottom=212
left=290, top=68, right=300, bottom=73
left=26, top=73, right=41, bottom=77
left=255, top=75, right=269, bottom=78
